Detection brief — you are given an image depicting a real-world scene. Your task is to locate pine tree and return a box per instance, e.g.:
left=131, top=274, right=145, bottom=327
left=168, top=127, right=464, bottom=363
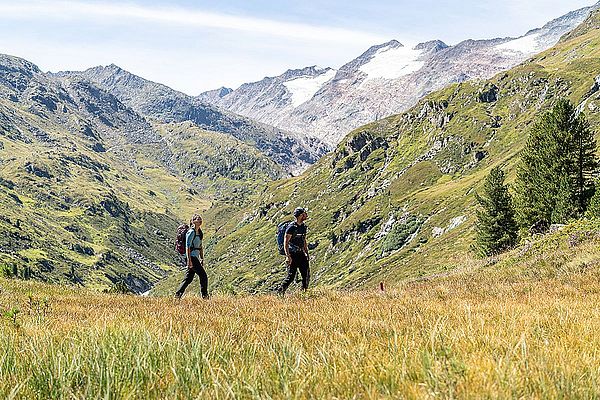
left=515, top=99, right=597, bottom=227
left=551, top=174, right=577, bottom=223
left=586, top=179, right=600, bottom=218
left=475, top=166, right=518, bottom=256
left=572, top=105, right=598, bottom=211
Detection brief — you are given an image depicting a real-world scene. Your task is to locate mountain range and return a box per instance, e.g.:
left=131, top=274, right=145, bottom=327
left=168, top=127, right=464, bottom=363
left=0, top=53, right=300, bottom=292
left=198, top=2, right=600, bottom=146
left=1, top=4, right=599, bottom=294
left=55, top=65, right=328, bottom=174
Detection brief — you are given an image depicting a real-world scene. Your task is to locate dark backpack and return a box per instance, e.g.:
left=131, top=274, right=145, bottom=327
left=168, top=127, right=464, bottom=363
left=276, top=221, right=293, bottom=255
left=175, top=224, right=189, bottom=255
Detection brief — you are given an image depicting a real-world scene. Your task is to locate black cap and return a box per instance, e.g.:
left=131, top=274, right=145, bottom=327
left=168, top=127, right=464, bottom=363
left=293, top=207, right=306, bottom=217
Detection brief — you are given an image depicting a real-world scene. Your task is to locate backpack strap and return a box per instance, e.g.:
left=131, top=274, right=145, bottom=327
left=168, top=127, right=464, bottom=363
left=287, top=222, right=303, bottom=253
left=190, top=229, right=203, bottom=251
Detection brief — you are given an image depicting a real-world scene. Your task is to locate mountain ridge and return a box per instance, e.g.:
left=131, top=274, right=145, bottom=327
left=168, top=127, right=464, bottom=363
left=56, top=64, right=329, bottom=173
left=199, top=2, right=600, bottom=146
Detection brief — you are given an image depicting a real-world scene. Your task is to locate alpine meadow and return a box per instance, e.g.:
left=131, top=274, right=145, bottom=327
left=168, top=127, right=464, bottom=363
left=2, top=3, right=600, bottom=399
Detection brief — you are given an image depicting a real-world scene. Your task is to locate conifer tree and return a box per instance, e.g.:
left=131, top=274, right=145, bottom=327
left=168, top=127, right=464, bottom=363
left=515, top=99, right=597, bottom=227
left=586, top=179, right=600, bottom=218
left=551, top=174, right=577, bottom=223
left=475, top=166, right=518, bottom=256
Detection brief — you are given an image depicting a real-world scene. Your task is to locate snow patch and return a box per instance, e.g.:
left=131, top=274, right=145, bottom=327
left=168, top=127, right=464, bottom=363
left=432, top=215, right=467, bottom=238
left=359, top=45, right=424, bottom=80
left=447, top=215, right=467, bottom=230
left=495, top=33, right=541, bottom=54
left=432, top=227, right=445, bottom=238
left=283, top=69, right=336, bottom=107
left=375, top=214, right=396, bottom=239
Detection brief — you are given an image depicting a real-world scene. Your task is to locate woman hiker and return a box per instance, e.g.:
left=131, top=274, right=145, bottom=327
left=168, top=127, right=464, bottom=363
left=174, top=213, right=209, bottom=299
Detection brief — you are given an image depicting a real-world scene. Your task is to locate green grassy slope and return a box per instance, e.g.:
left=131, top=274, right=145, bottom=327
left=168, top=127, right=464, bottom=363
left=183, top=18, right=600, bottom=294
left=0, top=58, right=287, bottom=292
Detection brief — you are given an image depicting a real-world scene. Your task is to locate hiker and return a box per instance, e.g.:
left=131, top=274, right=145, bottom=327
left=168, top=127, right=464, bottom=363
left=278, top=207, right=310, bottom=295
left=174, top=213, right=209, bottom=299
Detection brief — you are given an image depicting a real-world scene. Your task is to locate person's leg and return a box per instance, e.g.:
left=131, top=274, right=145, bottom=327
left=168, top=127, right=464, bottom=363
left=298, top=254, right=310, bottom=290
left=175, top=266, right=195, bottom=299
left=278, top=257, right=298, bottom=295
left=192, top=256, right=209, bottom=299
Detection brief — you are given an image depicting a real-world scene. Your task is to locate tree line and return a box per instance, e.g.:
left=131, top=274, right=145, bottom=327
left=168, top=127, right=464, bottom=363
left=475, top=99, right=600, bottom=256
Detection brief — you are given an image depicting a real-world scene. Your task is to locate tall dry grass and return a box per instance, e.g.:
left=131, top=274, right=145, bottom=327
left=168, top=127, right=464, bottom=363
left=2, top=223, right=600, bottom=399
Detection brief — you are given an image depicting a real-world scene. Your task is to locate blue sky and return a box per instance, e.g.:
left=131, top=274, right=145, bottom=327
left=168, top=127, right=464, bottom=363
left=0, top=0, right=597, bottom=94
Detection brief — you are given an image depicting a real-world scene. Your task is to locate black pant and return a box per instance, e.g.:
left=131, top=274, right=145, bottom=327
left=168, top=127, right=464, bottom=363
left=278, top=252, right=310, bottom=294
left=175, top=256, right=208, bottom=298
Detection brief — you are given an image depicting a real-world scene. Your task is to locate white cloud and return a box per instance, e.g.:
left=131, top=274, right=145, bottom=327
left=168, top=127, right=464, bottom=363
left=0, top=1, right=390, bottom=93
left=0, top=0, right=386, bottom=45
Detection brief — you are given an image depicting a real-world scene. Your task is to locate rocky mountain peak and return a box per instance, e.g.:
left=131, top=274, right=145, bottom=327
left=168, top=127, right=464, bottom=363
left=360, top=39, right=404, bottom=60
left=415, top=40, right=449, bottom=53
left=78, top=64, right=145, bottom=88
left=98, top=63, right=123, bottom=73
left=377, top=39, right=403, bottom=49
left=0, top=54, right=42, bottom=76
left=230, top=66, right=335, bottom=92
left=280, top=65, right=333, bottom=81
left=333, top=40, right=404, bottom=81
left=215, top=86, right=233, bottom=97
left=510, top=2, right=600, bottom=53
left=560, top=7, right=600, bottom=42
left=196, top=86, right=233, bottom=103
left=0, top=55, right=51, bottom=99
left=538, top=1, right=600, bottom=32
left=82, top=64, right=125, bottom=78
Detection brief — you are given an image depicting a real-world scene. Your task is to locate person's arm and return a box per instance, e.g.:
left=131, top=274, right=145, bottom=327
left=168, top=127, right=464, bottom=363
left=186, top=231, right=193, bottom=269
left=199, top=243, right=204, bottom=264
left=284, top=233, right=292, bottom=265
left=186, top=248, right=192, bottom=269
left=303, top=236, right=309, bottom=260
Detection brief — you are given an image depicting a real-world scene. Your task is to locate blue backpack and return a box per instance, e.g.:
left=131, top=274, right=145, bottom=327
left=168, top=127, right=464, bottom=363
left=276, top=221, right=293, bottom=255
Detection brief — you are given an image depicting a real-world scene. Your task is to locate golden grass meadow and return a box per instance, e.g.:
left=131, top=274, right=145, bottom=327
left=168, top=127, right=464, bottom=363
left=2, top=222, right=600, bottom=399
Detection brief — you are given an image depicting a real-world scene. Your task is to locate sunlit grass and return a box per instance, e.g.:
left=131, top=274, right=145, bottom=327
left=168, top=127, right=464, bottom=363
left=2, top=223, right=600, bottom=399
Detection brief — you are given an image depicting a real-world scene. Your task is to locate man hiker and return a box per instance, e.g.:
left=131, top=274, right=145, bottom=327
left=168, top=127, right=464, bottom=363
left=278, top=207, right=310, bottom=295
left=174, top=213, right=209, bottom=299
